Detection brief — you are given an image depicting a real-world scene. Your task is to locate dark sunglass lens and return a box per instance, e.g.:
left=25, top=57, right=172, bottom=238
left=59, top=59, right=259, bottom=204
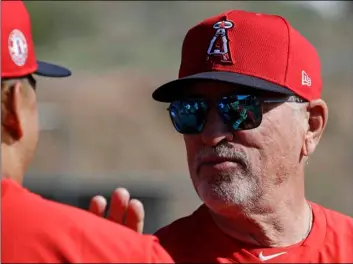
left=169, top=100, right=208, bottom=134
left=218, top=95, right=262, bottom=130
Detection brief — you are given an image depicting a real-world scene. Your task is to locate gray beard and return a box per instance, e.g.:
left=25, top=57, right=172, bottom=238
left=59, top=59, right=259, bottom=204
left=205, top=170, right=260, bottom=208
left=191, top=142, right=262, bottom=210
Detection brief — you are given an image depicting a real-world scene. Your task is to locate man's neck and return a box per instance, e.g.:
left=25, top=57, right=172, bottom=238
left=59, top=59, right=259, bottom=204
left=1, top=146, right=24, bottom=185
left=209, top=198, right=313, bottom=248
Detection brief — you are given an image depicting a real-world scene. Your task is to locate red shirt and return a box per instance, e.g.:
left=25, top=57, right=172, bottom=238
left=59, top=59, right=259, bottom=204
left=155, top=202, right=353, bottom=263
left=1, top=178, right=174, bottom=263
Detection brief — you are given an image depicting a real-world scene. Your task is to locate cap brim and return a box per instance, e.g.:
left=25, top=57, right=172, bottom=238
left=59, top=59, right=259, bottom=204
left=35, top=61, right=71, bottom=78
left=152, top=71, right=294, bottom=102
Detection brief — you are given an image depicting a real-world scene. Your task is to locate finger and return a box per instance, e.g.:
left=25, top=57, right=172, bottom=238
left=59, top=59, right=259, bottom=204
left=107, top=187, right=130, bottom=224
left=89, top=195, right=107, bottom=217
left=125, top=199, right=145, bottom=234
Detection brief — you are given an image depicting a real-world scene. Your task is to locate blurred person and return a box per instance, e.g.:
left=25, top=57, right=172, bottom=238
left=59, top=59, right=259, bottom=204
left=90, top=10, right=353, bottom=263
left=1, top=1, right=174, bottom=263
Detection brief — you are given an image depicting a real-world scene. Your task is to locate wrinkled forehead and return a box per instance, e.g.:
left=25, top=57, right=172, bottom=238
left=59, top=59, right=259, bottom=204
left=182, top=80, right=280, bottom=101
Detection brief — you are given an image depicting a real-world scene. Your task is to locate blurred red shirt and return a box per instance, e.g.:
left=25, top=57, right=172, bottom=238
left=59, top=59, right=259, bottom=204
left=155, top=202, right=353, bottom=263
left=2, top=178, right=174, bottom=263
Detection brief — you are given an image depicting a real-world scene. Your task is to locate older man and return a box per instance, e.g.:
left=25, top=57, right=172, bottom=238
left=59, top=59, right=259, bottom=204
left=1, top=1, right=174, bottom=263
left=91, top=9, right=352, bottom=263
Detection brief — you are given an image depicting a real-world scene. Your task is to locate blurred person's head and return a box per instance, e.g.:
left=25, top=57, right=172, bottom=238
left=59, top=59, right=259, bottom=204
left=1, top=1, right=71, bottom=184
left=152, top=10, right=328, bottom=217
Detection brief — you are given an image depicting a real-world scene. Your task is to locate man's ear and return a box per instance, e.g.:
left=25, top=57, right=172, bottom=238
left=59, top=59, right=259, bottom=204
left=302, top=99, right=328, bottom=156
left=2, top=81, right=25, bottom=141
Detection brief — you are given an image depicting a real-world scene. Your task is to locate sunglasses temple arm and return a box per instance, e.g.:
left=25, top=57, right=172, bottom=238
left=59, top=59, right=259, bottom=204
left=263, top=99, right=290, bottom=104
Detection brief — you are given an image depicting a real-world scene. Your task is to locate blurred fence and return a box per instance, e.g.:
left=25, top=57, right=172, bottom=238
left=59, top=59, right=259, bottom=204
left=22, top=1, right=353, bottom=233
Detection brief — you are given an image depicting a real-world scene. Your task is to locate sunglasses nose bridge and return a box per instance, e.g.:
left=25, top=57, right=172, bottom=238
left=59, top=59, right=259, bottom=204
left=201, top=107, right=234, bottom=146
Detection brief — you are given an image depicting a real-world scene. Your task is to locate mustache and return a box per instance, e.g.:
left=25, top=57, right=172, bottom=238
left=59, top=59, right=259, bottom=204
left=194, top=143, right=248, bottom=170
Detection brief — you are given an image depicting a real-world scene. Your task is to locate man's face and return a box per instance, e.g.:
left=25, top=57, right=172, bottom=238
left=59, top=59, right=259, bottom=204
left=21, top=78, right=39, bottom=164
left=181, top=81, right=307, bottom=214
left=25, top=80, right=39, bottom=161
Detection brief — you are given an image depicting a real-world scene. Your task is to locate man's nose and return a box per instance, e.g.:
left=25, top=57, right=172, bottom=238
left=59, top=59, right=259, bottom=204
left=201, top=108, right=233, bottom=146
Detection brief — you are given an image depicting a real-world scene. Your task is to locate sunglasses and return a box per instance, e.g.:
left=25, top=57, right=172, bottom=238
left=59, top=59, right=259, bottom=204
left=27, top=74, right=37, bottom=90
left=2, top=74, right=37, bottom=90
left=168, top=93, right=306, bottom=134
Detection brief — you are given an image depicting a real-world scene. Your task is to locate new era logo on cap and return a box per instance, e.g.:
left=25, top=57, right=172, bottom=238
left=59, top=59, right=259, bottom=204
left=153, top=10, right=322, bottom=102
left=302, top=70, right=312, bottom=87
left=1, top=1, right=71, bottom=78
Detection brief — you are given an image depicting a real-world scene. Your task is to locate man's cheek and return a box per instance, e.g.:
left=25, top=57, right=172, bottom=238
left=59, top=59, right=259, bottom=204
left=184, top=145, right=199, bottom=173
left=184, top=138, right=199, bottom=158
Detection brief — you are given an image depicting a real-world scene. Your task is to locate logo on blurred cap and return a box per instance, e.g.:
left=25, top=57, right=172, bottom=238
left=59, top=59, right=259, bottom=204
left=301, top=70, right=312, bottom=87
left=8, top=29, right=28, bottom=67
left=206, top=20, right=234, bottom=64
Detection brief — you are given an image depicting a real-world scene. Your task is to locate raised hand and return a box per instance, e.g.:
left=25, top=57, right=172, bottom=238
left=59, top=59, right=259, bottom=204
left=89, top=187, right=145, bottom=233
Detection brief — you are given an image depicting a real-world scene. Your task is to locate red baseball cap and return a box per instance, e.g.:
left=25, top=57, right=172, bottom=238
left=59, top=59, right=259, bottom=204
left=1, top=1, right=71, bottom=78
left=152, top=10, right=322, bottom=102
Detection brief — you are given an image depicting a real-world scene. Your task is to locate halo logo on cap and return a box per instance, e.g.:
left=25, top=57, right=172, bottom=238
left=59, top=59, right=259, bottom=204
left=206, top=20, right=234, bottom=64
left=8, top=29, right=28, bottom=67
